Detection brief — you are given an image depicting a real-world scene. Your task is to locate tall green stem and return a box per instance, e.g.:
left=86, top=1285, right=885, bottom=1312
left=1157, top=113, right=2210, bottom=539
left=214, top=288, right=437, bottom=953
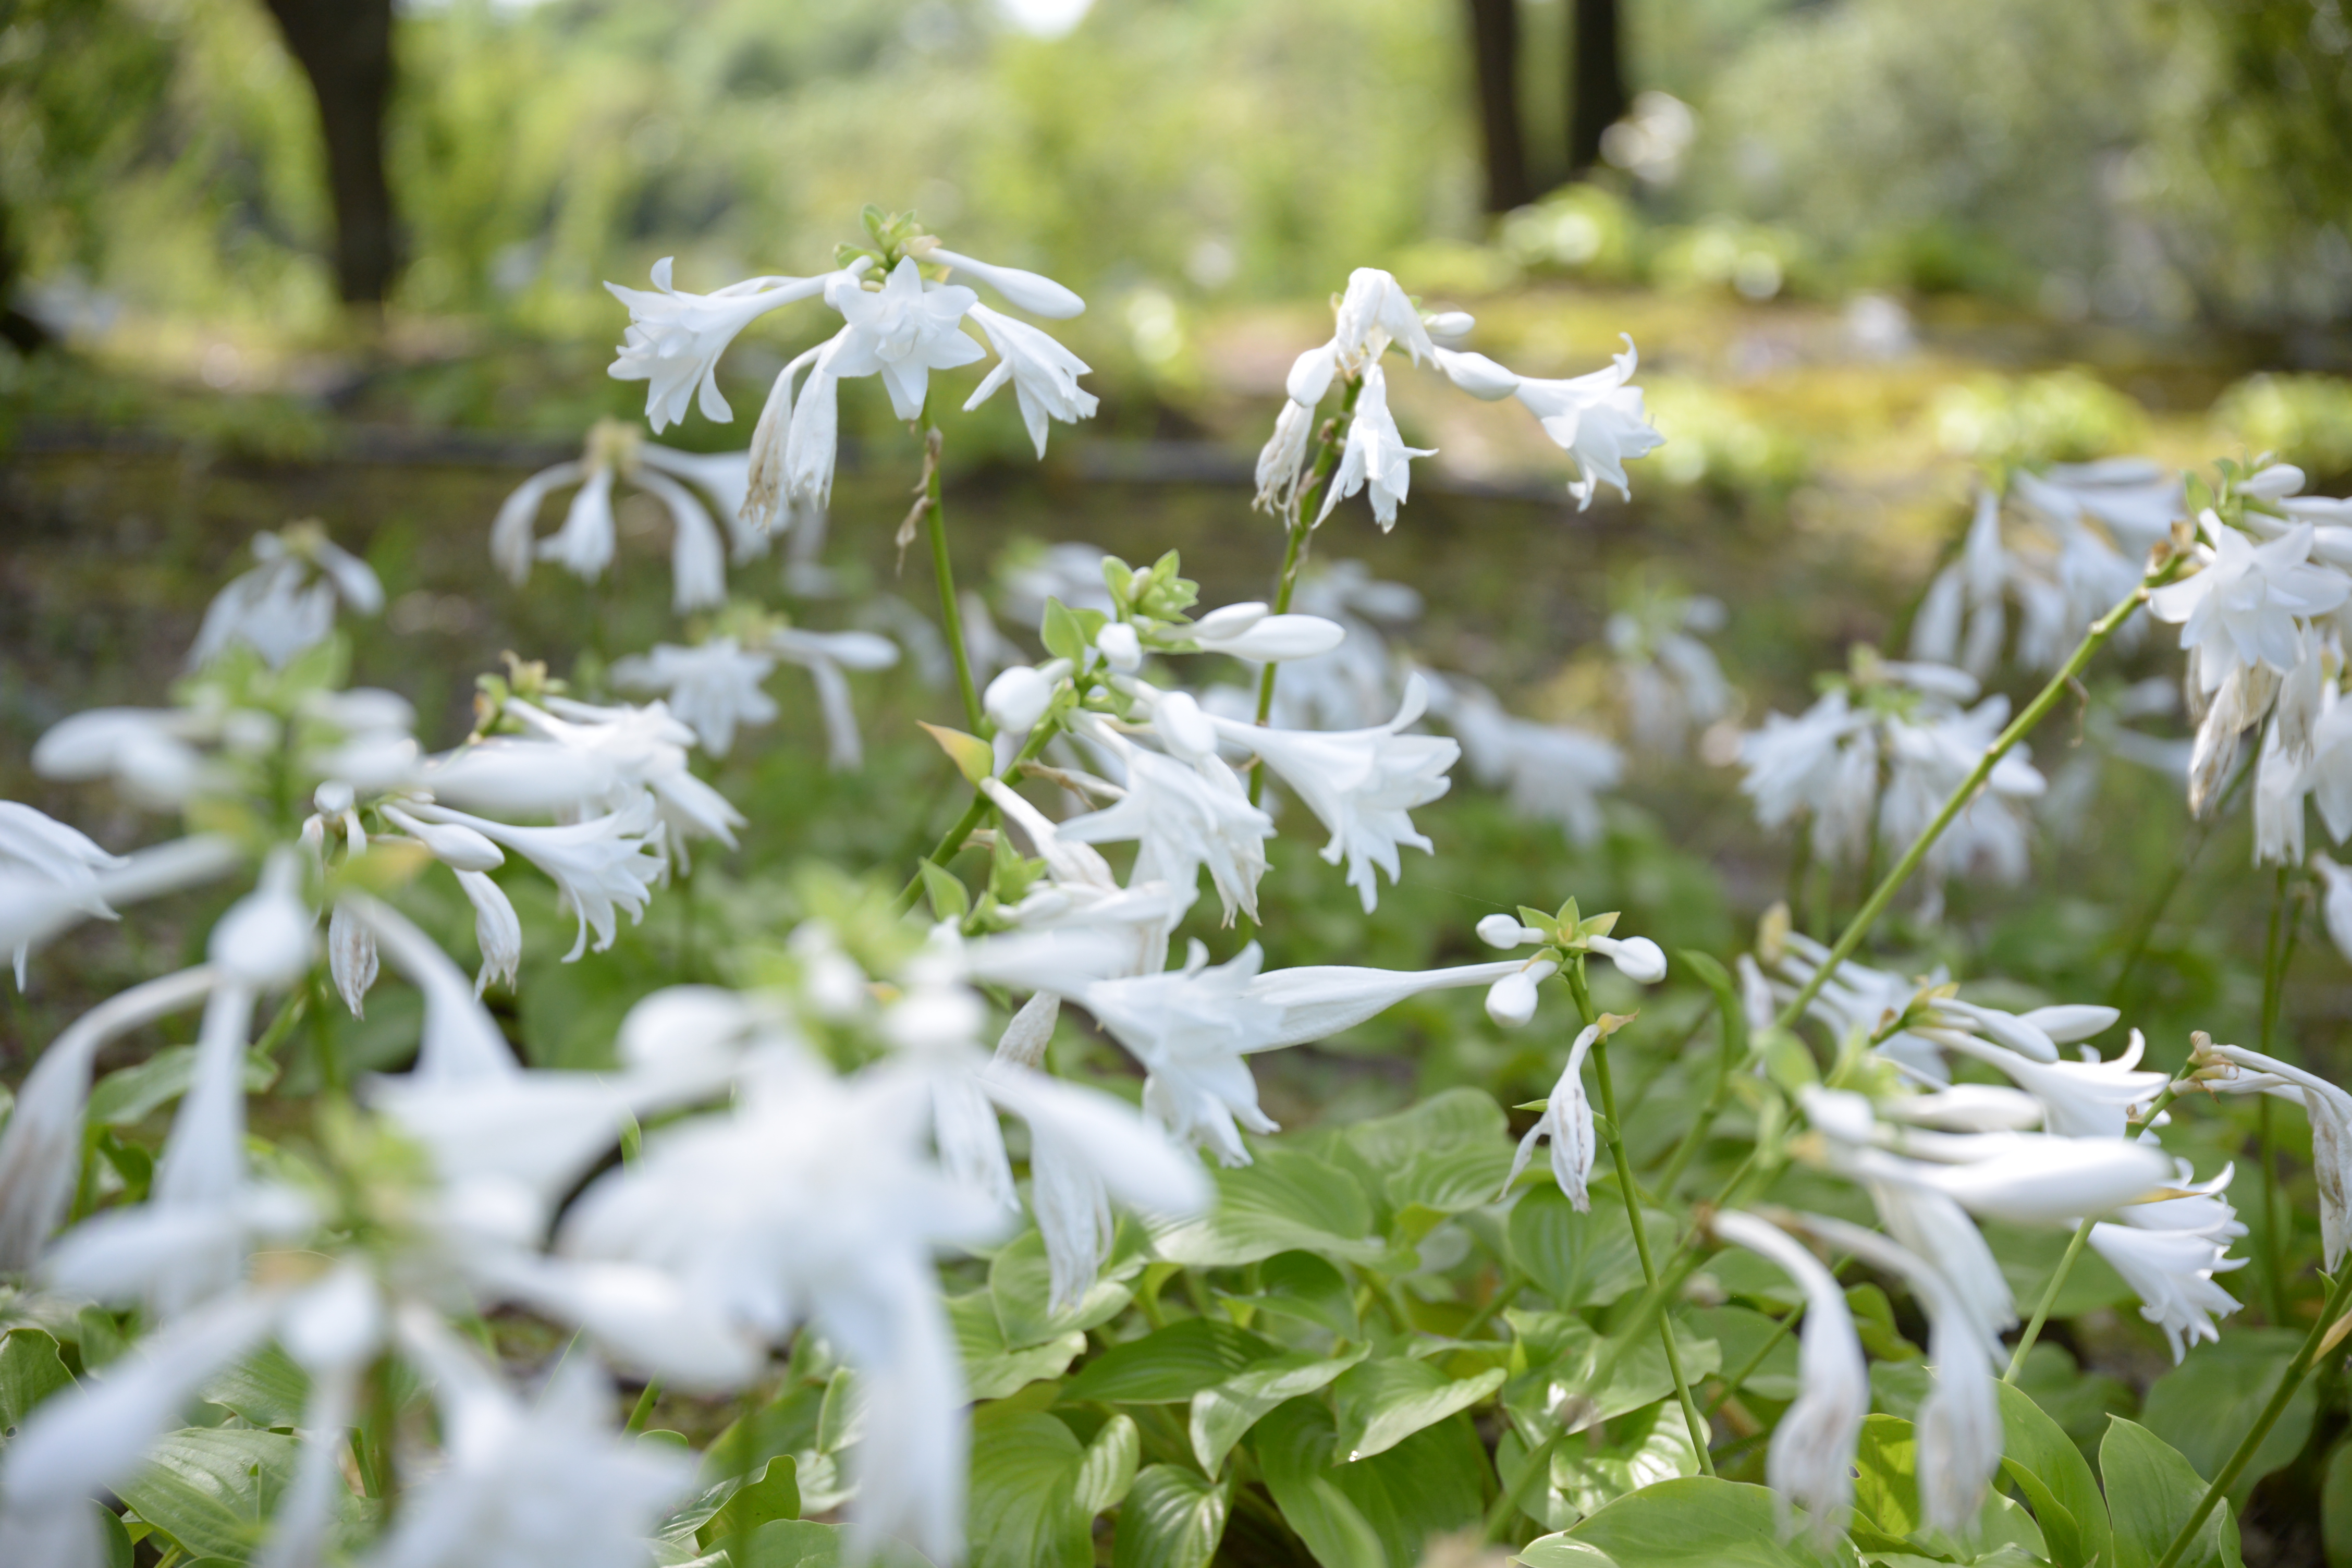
left=2258, top=866, right=2300, bottom=1325
left=1566, top=962, right=1713, bottom=1474
left=2152, top=1260, right=2352, bottom=1568
left=891, top=721, right=1063, bottom=915
left=918, top=422, right=984, bottom=731
left=1776, top=567, right=2172, bottom=1031
left=1250, top=376, right=1367, bottom=807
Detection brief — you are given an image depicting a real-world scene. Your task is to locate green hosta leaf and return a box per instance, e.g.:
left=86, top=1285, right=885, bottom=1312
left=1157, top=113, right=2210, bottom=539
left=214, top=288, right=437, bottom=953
left=1501, top=1310, right=1720, bottom=1444
left=696, top=1457, right=801, bottom=1551
left=1849, top=1414, right=2044, bottom=1561
left=1844, top=1283, right=1919, bottom=1361
left=1998, top=1381, right=2104, bottom=1568
left=1061, top=1318, right=1276, bottom=1404
left=1565, top=1476, right=1847, bottom=1567
left=991, top=1229, right=1135, bottom=1348
left=920, top=722, right=995, bottom=785
left=0, top=1328, right=75, bottom=1442
left=1113, top=1465, right=1230, bottom=1568
left=1345, top=1089, right=1510, bottom=1174
left=1388, top=1141, right=1516, bottom=1222
left=2012, top=1342, right=2135, bottom=1460
left=967, top=1406, right=1092, bottom=1568
left=733, top=1518, right=858, bottom=1568
left=950, top=1290, right=1086, bottom=1401
left=700, top=1383, right=825, bottom=1486
left=1191, top=1347, right=1367, bottom=1475
left=918, top=860, right=971, bottom=921
left=1506, top=1182, right=1655, bottom=1310
left=200, top=1343, right=310, bottom=1430
left=1074, top=1413, right=1140, bottom=1515
left=2141, top=1329, right=2316, bottom=1505
left=1249, top=1399, right=1388, bottom=1568
left=118, top=1426, right=303, bottom=1562
left=1514, top=1532, right=1621, bottom=1567
left=815, top=1367, right=861, bottom=1454
left=1330, top=1357, right=1506, bottom=1461
left=88, top=1045, right=277, bottom=1126
left=1222, top=1250, right=1359, bottom=1339
left=2101, top=1416, right=2244, bottom=1568
left=1148, top=1147, right=1382, bottom=1267
left=1537, top=1396, right=1699, bottom=1528
left=2321, top=1439, right=2352, bottom=1568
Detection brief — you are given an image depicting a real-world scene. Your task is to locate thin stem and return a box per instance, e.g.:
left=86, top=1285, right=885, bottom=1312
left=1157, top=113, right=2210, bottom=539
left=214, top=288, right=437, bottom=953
left=1460, top=1270, right=1526, bottom=1340
left=891, top=722, right=1063, bottom=915
left=2152, top=1260, right=2352, bottom=1568
left=2004, top=1218, right=2094, bottom=1384
left=1250, top=376, right=1366, bottom=803
left=1776, top=569, right=2170, bottom=1031
left=2258, top=867, right=2301, bottom=1326
left=626, top=1379, right=663, bottom=1435
left=920, top=423, right=984, bottom=731
left=2106, top=761, right=2242, bottom=1008
left=1482, top=1432, right=1562, bottom=1544
left=1567, top=962, right=1714, bottom=1474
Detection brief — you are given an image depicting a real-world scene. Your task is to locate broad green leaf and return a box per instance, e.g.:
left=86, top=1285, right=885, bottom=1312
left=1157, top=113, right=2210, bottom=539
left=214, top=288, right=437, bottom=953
left=2322, top=1439, right=2352, bottom=1568
left=950, top=1289, right=1085, bottom=1401
left=1190, top=1347, right=1367, bottom=1475
left=1148, top=1147, right=1382, bottom=1266
left=117, top=1426, right=302, bottom=1562
left=1249, top=1398, right=1389, bottom=1568
left=1514, top=1532, right=1620, bottom=1567
left=1387, top=1141, right=1517, bottom=1222
left=0, top=1328, right=75, bottom=1441
left=815, top=1367, right=861, bottom=1454
left=200, top=1343, right=309, bottom=1430
left=1996, top=1380, right=2111, bottom=1568
left=2101, top=1416, right=2243, bottom=1568
left=1113, top=1465, right=1230, bottom=1568
left=1329, top=1356, right=1505, bottom=1461
left=736, top=1518, right=860, bottom=1568
left=1074, top=1413, right=1140, bottom=1515
left=1501, top=1310, right=1720, bottom=1444
left=1061, top=1318, right=1276, bottom=1404
left=94, top=1504, right=132, bottom=1568
left=991, top=1229, right=1135, bottom=1348
left=1331, top=1412, right=1491, bottom=1568
left=1222, top=1250, right=1359, bottom=1339
left=1844, top=1283, right=1919, bottom=1361
left=2141, top=1329, right=2316, bottom=1505
left=88, top=1046, right=277, bottom=1126
left=1538, top=1396, right=1699, bottom=1528
left=1868, top=1361, right=1932, bottom=1422
left=967, top=1406, right=1092, bottom=1568
left=701, top=1382, right=825, bottom=1486
left=1565, top=1476, right=1845, bottom=1567
left=2012, top=1341, right=2135, bottom=1460
left=1506, top=1182, right=1654, bottom=1310
left=1849, top=1414, right=2044, bottom=1560
left=918, top=861, right=971, bottom=921
left=696, top=1457, right=801, bottom=1551
left=1344, top=1088, right=1509, bottom=1172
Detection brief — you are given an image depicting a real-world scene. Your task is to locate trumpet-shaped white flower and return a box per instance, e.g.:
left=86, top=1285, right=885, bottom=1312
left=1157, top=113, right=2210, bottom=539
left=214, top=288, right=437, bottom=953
left=1710, top=1210, right=1867, bottom=1541
left=454, top=868, right=522, bottom=996
left=1840, top=1134, right=2171, bottom=1227
left=509, top=696, right=744, bottom=864
left=1504, top=1017, right=1599, bottom=1208
left=610, top=638, right=779, bottom=757
left=340, top=894, right=516, bottom=1080
left=2208, top=1044, right=2352, bottom=1268
left=2149, top=520, right=2350, bottom=690
left=1923, top=1027, right=2166, bottom=1138
left=188, top=524, right=384, bottom=670
left=407, top=799, right=665, bottom=961
left=1737, top=689, right=1870, bottom=838
left=925, top=247, right=1085, bottom=317
left=1254, top=397, right=1317, bottom=515
left=0, top=802, right=126, bottom=987
left=604, top=258, right=842, bottom=431
left=826, top=257, right=986, bottom=421
left=491, top=424, right=743, bottom=610
left=1509, top=337, right=1665, bottom=509
left=1426, top=676, right=1623, bottom=843
left=1864, top=1175, right=2017, bottom=1349
left=1211, top=673, right=1457, bottom=911
left=1316, top=365, right=1433, bottom=530
left=0, top=836, right=242, bottom=995
left=1588, top=933, right=1667, bottom=984
left=984, top=663, right=1064, bottom=734
left=2313, top=854, right=2352, bottom=966
left=1187, top=602, right=1348, bottom=663
left=962, top=302, right=1098, bottom=457
left=2088, top=1221, right=2246, bottom=1362
left=1058, top=734, right=1273, bottom=925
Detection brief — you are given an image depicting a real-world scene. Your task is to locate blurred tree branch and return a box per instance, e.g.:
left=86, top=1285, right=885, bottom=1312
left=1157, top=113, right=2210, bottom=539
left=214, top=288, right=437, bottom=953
left=259, top=0, right=400, bottom=307
left=1567, top=0, right=1628, bottom=177
left=1463, top=0, right=1531, bottom=213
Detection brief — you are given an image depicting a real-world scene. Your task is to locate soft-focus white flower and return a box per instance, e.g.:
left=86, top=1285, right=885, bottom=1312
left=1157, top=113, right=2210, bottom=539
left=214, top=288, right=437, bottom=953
left=1863, top=1175, right=2017, bottom=1350
left=1737, top=689, right=1869, bottom=839
left=1187, top=603, right=1347, bottom=663
left=188, top=525, right=384, bottom=670
left=535, top=463, right=617, bottom=583
left=1589, top=934, right=1667, bottom=984
left=1924, top=1027, right=2166, bottom=1138
left=826, top=256, right=987, bottom=421
left=0, top=836, right=242, bottom=989
left=1504, top=1018, right=1599, bottom=1207
left=1509, top=337, right=1665, bottom=509
left=407, top=799, right=665, bottom=961
left=1608, top=589, right=1731, bottom=754
left=257, top=1267, right=385, bottom=1568
left=610, top=638, right=779, bottom=757
left=1210, top=673, right=1458, bottom=911
left=2088, top=1221, right=2246, bottom=1362
left=34, top=706, right=226, bottom=808
left=327, top=901, right=377, bottom=1016
left=0, top=802, right=125, bottom=987
left=2208, top=1044, right=2352, bottom=1268
left=2312, top=854, right=2352, bottom=966
left=1096, top=621, right=1143, bottom=672
left=2149, top=520, right=2349, bottom=690
left=341, top=894, right=516, bottom=1081
left=508, top=696, right=744, bottom=866
left=1877, top=1085, right=2044, bottom=1133
left=1710, top=1210, right=1867, bottom=1541
left=925, top=247, right=1085, bottom=318
left=604, top=258, right=842, bottom=431
left=984, top=663, right=1064, bottom=734
left=1315, top=365, right=1433, bottom=531
left=1840, top=1134, right=2171, bottom=1227
left=962, top=302, right=1098, bottom=457
left=769, top=626, right=902, bottom=771
left=1058, top=733, right=1274, bottom=925
left=1254, top=398, right=1317, bottom=516
left=1428, top=675, right=1623, bottom=843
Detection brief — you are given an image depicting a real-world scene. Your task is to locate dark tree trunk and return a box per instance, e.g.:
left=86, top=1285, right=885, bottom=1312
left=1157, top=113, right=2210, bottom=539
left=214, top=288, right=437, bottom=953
left=1567, top=0, right=1629, bottom=177
left=1464, top=0, right=1531, bottom=214
left=261, top=0, right=399, bottom=305
left=0, top=200, right=50, bottom=354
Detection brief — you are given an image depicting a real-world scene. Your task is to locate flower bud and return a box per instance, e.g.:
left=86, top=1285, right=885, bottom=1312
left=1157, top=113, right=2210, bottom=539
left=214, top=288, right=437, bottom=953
left=1095, top=622, right=1143, bottom=673
left=1486, top=969, right=1540, bottom=1027
left=211, top=851, right=314, bottom=988
left=984, top=665, right=1057, bottom=734
left=1477, top=913, right=1537, bottom=949
left=381, top=805, right=506, bottom=873
left=1152, top=691, right=1220, bottom=763
left=1425, top=311, right=1475, bottom=341
left=1589, top=934, right=1666, bottom=984
left=1195, top=614, right=1345, bottom=663
left=1432, top=347, right=1519, bottom=402
left=1191, top=602, right=1270, bottom=641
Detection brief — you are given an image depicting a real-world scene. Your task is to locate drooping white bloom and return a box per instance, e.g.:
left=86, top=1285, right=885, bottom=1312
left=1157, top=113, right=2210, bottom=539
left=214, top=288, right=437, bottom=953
left=255, top=1266, right=385, bottom=1568
left=327, top=901, right=378, bottom=1016
left=1923, top=1027, right=2166, bottom=1138
left=2149, top=520, right=2350, bottom=690
left=1315, top=365, right=1434, bottom=531
left=1503, top=1018, right=1599, bottom=1208
left=1058, top=733, right=1274, bottom=925
left=0, top=835, right=242, bottom=993
left=610, top=638, right=779, bottom=757
left=1187, top=602, right=1348, bottom=663
left=1864, top=1175, right=2018, bottom=1350
left=0, top=802, right=126, bottom=987
left=1254, top=397, right=1317, bottom=516
left=1710, top=1210, right=1867, bottom=1541
left=1876, top=1084, right=2044, bottom=1133
left=536, top=462, right=617, bottom=583
left=2207, top=1044, right=2352, bottom=1268
left=1607, top=588, right=1731, bottom=754
left=508, top=696, right=744, bottom=865
left=1840, top=1134, right=2172, bottom=1228
left=33, top=705, right=228, bottom=808
left=768, top=626, right=902, bottom=771
left=1210, top=673, right=1457, bottom=911
left=962, top=302, right=1098, bottom=457
left=924, top=247, right=1085, bottom=317
left=1509, top=337, right=1666, bottom=509
left=2088, top=1222, right=2246, bottom=1362
left=188, top=524, right=384, bottom=670
left=454, top=869, right=523, bottom=996
left=340, top=894, right=516, bottom=1081
left=1737, top=689, right=1870, bottom=839
left=491, top=423, right=744, bottom=609
left=826, top=256, right=987, bottom=421
left=604, top=258, right=844, bottom=431
left=406, top=799, right=665, bottom=961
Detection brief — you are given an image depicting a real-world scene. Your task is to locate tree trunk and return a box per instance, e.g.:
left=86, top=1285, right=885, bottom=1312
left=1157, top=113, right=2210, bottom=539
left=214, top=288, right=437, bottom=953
left=1463, top=0, right=1531, bottom=214
left=1567, top=0, right=1629, bottom=177
left=260, top=0, right=399, bottom=305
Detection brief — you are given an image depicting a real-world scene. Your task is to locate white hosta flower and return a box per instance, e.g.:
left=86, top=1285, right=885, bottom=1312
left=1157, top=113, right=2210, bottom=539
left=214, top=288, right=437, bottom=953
left=604, top=257, right=843, bottom=431
left=1315, top=365, right=1433, bottom=531
left=610, top=638, right=779, bottom=757
left=1737, top=689, right=1869, bottom=836
left=1710, top=1210, right=1867, bottom=1541
left=1588, top=934, right=1667, bottom=984
left=1880, top=697, right=2045, bottom=906
left=0, top=802, right=126, bottom=987
left=984, top=663, right=1065, bottom=735
left=535, top=463, right=617, bottom=582
left=1254, top=397, right=1316, bottom=516
left=1864, top=1177, right=2017, bottom=1349
left=1509, top=337, right=1665, bottom=509
left=2088, top=1222, right=2246, bottom=1363
left=0, top=836, right=241, bottom=992
left=256, top=1267, right=385, bottom=1568
left=1058, top=736, right=1274, bottom=925
left=340, top=894, right=516, bottom=1081
left=1431, top=346, right=1520, bottom=401
left=1503, top=1016, right=1599, bottom=1208
left=34, top=706, right=224, bottom=807
left=1798, top=1214, right=2000, bottom=1535
left=1211, top=673, right=1457, bottom=911
left=1841, top=1134, right=2171, bottom=1227
left=962, top=302, right=1098, bottom=457
left=560, top=1051, right=1005, bottom=1563
left=924, top=247, right=1085, bottom=317
left=1484, top=965, right=1544, bottom=1027
left=2207, top=1044, right=2352, bottom=1268
left=769, top=626, right=901, bottom=771
left=1429, top=676, right=1623, bottom=843
left=407, top=800, right=665, bottom=961
left=1877, top=1085, right=2044, bottom=1133
left=1096, top=621, right=1143, bottom=672
left=509, top=697, right=744, bottom=864
left=1074, top=941, right=1522, bottom=1164
left=414, top=736, right=617, bottom=818
left=454, top=869, right=522, bottom=996
left=375, top=1310, right=694, bottom=1568
left=826, top=256, right=986, bottom=421
left=327, top=901, right=377, bottom=1016
left=188, top=524, right=384, bottom=670
left=2121, top=1161, right=2248, bottom=1241
left=1287, top=268, right=1436, bottom=406
left=1924, top=1027, right=2165, bottom=1138
left=2149, top=520, right=2350, bottom=690
left=1187, top=602, right=1347, bottom=663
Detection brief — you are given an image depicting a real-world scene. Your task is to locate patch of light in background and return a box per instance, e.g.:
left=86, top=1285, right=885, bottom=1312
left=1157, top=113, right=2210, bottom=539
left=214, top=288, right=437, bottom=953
left=997, top=0, right=1094, bottom=39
